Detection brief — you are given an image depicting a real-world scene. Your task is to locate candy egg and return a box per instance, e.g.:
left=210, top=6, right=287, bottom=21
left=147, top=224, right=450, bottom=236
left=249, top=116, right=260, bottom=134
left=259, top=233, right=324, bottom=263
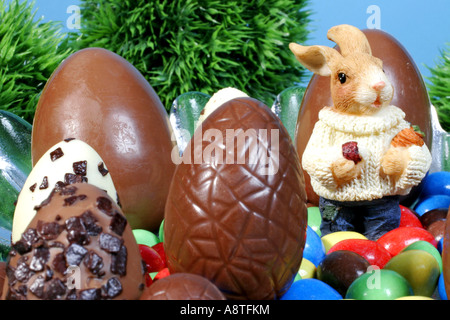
left=2, top=183, right=145, bottom=300
left=321, top=231, right=367, bottom=253
left=384, top=250, right=440, bottom=297
left=327, top=239, right=391, bottom=268
left=280, top=278, right=342, bottom=300
left=441, top=212, right=450, bottom=298
left=377, top=227, right=436, bottom=256
left=164, top=97, right=307, bottom=300
left=317, top=250, right=370, bottom=297
left=303, top=225, right=326, bottom=267
left=402, top=240, right=443, bottom=273
left=31, top=48, right=176, bottom=232
left=140, top=273, right=226, bottom=300
left=419, top=208, right=447, bottom=229
left=298, top=258, right=316, bottom=279
left=12, top=139, right=117, bottom=243
left=307, top=206, right=322, bottom=236
left=419, top=171, right=450, bottom=199
left=414, top=195, right=450, bottom=216
left=399, top=205, right=423, bottom=228
left=345, top=269, right=413, bottom=300
left=295, top=29, right=432, bottom=206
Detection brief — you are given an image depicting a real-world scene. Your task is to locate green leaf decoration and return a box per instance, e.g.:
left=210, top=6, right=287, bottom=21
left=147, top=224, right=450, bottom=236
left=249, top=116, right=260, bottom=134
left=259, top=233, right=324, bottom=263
left=71, top=0, right=311, bottom=110
left=0, top=0, right=74, bottom=123
left=271, top=86, right=306, bottom=142
left=169, top=91, right=211, bottom=155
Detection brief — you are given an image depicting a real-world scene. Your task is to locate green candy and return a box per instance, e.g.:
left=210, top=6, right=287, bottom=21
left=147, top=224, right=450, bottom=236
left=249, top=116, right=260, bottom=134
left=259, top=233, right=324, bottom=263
left=384, top=250, right=440, bottom=297
left=401, top=240, right=443, bottom=273
left=307, top=206, right=321, bottom=236
left=133, top=229, right=160, bottom=247
left=159, top=219, right=165, bottom=243
left=346, top=269, right=413, bottom=300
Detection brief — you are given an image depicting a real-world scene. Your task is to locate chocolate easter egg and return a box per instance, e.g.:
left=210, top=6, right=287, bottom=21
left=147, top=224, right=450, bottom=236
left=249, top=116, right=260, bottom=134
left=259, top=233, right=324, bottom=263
left=2, top=183, right=145, bottom=300
left=295, top=29, right=432, bottom=206
left=12, top=139, right=117, bottom=243
left=140, top=273, right=226, bottom=300
left=31, top=48, right=175, bottom=232
left=164, top=97, right=307, bottom=300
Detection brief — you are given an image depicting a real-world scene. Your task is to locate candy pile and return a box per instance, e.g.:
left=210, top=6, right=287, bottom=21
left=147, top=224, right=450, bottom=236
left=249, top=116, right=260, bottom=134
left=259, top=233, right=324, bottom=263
left=284, top=171, right=450, bottom=300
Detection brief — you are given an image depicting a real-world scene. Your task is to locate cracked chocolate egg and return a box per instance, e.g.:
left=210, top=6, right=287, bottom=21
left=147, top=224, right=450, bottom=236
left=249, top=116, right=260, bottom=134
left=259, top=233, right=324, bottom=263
left=164, top=97, right=307, bottom=300
left=140, top=273, right=226, bottom=300
left=31, top=48, right=176, bottom=232
left=2, top=183, right=145, bottom=300
left=12, top=139, right=117, bottom=243
left=295, top=29, right=432, bottom=206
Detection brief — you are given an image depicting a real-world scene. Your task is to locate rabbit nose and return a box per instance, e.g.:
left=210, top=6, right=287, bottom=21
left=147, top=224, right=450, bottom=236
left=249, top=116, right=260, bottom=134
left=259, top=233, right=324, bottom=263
left=372, top=81, right=386, bottom=91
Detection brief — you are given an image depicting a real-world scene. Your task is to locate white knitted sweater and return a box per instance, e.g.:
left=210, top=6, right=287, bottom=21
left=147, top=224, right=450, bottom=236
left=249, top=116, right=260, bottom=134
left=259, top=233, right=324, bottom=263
left=301, top=105, right=432, bottom=202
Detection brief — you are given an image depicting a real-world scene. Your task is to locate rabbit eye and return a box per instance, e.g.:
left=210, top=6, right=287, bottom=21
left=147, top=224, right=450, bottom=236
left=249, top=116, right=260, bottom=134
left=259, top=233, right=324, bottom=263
left=338, top=72, right=347, bottom=84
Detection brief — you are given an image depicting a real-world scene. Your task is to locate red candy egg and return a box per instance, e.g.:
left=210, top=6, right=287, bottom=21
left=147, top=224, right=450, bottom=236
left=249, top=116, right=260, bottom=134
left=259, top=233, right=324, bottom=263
left=139, top=244, right=166, bottom=273
left=377, top=227, right=437, bottom=257
left=399, top=205, right=423, bottom=228
left=327, top=239, right=391, bottom=268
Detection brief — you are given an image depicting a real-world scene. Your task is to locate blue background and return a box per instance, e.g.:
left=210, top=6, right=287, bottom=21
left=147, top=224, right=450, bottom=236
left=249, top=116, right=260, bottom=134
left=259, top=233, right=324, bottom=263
left=18, top=0, right=450, bottom=85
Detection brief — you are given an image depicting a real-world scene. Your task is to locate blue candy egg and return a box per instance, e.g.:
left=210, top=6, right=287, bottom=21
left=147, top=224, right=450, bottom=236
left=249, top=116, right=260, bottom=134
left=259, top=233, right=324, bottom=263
left=438, top=272, right=447, bottom=300
left=420, top=171, right=450, bottom=199
left=303, top=225, right=326, bottom=267
left=414, top=194, right=450, bottom=216
left=281, top=278, right=343, bottom=300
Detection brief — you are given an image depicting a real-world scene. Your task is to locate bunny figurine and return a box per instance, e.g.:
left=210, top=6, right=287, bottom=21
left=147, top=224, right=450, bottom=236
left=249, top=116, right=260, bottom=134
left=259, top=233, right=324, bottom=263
left=289, top=24, right=432, bottom=240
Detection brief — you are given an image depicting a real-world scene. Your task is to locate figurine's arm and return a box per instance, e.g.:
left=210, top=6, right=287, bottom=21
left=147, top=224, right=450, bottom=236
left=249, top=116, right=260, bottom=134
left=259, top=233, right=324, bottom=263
left=301, top=121, right=342, bottom=189
left=396, top=144, right=432, bottom=190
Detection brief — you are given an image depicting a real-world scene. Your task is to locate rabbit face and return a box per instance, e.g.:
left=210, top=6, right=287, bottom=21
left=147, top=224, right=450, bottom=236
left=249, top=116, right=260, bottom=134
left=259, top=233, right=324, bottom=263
left=330, top=53, right=394, bottom=115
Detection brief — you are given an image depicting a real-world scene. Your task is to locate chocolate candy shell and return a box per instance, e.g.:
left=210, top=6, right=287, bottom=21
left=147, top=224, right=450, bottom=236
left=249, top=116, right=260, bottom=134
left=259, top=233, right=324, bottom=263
left=164, top=97, right=307, bottom=300
left=31, top=48, right=175, bottom=232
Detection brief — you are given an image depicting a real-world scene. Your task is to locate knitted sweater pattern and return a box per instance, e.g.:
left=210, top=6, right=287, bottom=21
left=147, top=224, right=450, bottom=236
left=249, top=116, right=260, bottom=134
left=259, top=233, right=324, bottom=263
left=301, top=105, right=432, bottom=201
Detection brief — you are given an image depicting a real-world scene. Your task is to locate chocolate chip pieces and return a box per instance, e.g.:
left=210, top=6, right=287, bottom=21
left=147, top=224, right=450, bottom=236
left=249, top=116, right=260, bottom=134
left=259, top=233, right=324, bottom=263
left=5, top=184, right=131, bottom=300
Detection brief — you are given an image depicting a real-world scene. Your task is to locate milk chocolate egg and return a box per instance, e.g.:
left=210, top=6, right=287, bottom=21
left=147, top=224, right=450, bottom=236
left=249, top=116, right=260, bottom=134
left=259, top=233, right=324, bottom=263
left=140, top=273, right=226, bottom=300
left=31, top=48, right=176, bottom=231
left=164, top=97, right=307, bottom=300
left=295, top=29, right=432, bottom=206
left=2, top=183, right=145, bottom=300
left=12, top=139, right=117, bottom=243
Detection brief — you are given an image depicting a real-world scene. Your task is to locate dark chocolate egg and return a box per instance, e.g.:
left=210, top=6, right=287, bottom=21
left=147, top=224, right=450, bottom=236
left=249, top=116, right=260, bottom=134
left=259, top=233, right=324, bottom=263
left=140, top=273, right=226, bottom=300
left=164, top=97, right=307, bottom=300
left=295, top=29, right=432, bottom=206
left=2, top=183, right=145, bottom=300
left=31, top=48, right=176, bottom=232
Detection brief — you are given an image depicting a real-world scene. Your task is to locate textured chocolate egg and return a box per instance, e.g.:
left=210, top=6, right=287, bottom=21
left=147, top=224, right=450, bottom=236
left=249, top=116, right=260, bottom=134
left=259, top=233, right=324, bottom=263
left=2, top=183, right=145, bottom=300
left=31, top=48, right=176, bottom=232
left=140, top=273, right=226, bottom=300
left=295, top=29, right=432, bottom=206
left=164, top=97, right=307, bottom=300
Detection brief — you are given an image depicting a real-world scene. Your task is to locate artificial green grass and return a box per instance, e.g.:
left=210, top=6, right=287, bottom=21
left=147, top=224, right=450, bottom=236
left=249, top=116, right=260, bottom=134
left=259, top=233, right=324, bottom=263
left=427, top=43, right=450, bottom=132
left=71, top=0, right=311, bottom=110
left=0, top=0, right=73, bottom=123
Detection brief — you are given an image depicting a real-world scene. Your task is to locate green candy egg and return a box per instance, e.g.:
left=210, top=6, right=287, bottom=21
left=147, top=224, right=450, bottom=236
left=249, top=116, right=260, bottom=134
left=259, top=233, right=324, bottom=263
left=133, top=229, right=160, bottom=247
left=384, top=249, right=440, bottom=297
left=345, top=269, right=413, bottom=300
left=307, top=206, right=321, bottom=236
left=401, top=240, right=443, bottom=273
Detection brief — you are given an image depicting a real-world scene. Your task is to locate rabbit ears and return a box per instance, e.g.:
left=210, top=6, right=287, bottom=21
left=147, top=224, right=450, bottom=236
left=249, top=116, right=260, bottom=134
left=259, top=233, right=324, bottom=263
left=289, top=24, right=372, bottom=76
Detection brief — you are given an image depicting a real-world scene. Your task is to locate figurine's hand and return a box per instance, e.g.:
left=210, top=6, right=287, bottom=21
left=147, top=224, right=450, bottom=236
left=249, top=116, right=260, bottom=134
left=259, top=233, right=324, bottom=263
left=380, top=147, right=409, bottom=177
left=331, top=158, right=361, bottom=185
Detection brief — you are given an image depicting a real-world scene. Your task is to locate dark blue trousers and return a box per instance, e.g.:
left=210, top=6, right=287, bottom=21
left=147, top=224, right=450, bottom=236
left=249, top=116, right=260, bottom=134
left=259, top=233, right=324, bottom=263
left=319, top=196, right=401, bottom=241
